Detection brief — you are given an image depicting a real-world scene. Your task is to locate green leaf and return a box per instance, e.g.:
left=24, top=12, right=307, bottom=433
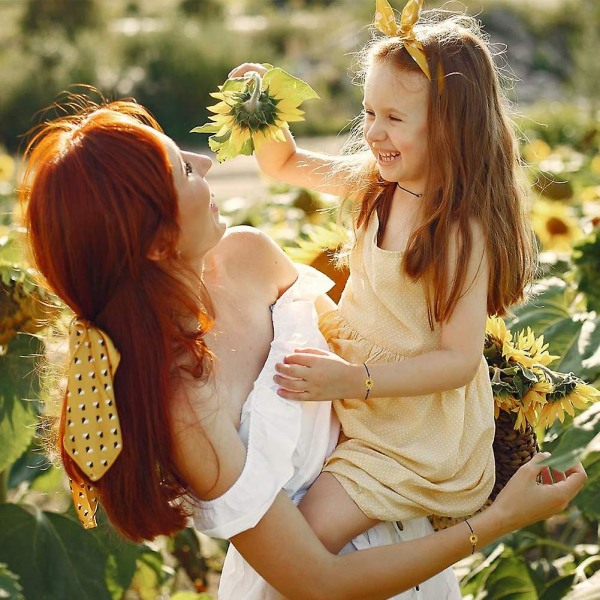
left=572, top=453, right=600, bottom=520
left=263, top=67, right=319, bottom=102
left=0, top=334, right=42, bottom=474
left=541, top=403, right=600, bottom=470
left=0, top=562, right=24, bottom=600
left=190, top=124, right=220, bottom=134
left=507, top=277, right=571, bottom=331
left=483, top=547, right=538, bottom=599
left=539, top=573, right=577, bottom=600
left=0, top=504, right=112, bottom=600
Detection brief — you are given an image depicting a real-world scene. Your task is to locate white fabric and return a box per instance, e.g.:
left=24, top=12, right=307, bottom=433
left=191, top=264, right=461, bottom=600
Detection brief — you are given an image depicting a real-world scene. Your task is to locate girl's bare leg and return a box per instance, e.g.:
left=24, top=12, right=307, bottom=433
left=299, top=472, right=379, bottom=553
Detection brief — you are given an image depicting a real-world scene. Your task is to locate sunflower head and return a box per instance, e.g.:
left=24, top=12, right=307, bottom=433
left=191, top=66, right=318, bottom=162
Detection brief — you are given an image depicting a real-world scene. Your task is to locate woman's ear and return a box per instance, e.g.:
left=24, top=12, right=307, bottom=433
left=147, top=239, right=171, bottom=262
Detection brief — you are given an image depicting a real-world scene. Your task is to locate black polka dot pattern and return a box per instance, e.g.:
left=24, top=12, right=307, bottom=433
left=68, top=476, right=99, bottom=529
left=64, top=319, right=123, bottom=484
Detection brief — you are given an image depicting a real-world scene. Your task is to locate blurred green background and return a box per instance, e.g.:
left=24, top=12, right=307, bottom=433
left=1, top=1, right=600, bottom=599
left=0, top=0, right=598, bottom=153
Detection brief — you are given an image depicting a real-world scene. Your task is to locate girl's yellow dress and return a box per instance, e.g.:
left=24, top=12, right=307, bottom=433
left=320, top=213, right=496, bottom=522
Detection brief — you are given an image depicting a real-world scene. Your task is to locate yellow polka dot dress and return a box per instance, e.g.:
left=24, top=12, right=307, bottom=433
left=320, top=213, right=495, bottom=522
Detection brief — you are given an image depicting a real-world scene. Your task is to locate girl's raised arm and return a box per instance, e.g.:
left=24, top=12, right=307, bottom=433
left=229, top=63, right=350, bottom=197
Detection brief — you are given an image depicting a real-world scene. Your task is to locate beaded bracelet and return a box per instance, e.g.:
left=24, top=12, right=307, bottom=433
left=465, top=519, right=478, bottom=555
left=363, top=363, right=373, bottom=400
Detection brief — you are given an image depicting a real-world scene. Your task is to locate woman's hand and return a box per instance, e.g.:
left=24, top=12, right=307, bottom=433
left=228, top=62, right=268, bottom=79
left=274, top=348, right=364, bottom=401
left=490, top=453, right=587, bottom=534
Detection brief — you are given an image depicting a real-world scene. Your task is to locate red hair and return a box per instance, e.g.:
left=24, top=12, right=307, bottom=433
left=20, top=98, right=213, bottom=541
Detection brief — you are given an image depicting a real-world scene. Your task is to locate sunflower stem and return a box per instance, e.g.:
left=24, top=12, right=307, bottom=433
left=243, top=71, right=263, bottom=114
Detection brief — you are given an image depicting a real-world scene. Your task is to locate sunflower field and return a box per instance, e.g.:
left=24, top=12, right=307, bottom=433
left=1, top=0, right=600, bottom=598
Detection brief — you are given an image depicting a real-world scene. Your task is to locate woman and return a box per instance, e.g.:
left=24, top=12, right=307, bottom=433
left=21, top=98, right=586, bottom=600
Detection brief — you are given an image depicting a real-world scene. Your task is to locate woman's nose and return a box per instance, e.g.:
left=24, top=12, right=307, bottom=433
left=198, top=154, right=213, bottom=176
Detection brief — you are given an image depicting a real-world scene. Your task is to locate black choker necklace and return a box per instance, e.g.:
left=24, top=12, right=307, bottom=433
left=396, top=183, right=423, bottom=198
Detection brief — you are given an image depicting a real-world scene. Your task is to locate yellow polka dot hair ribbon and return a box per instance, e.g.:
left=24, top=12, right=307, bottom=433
left=64, top=318, right=122, bottom=528
left=374, top=0, right=444, bottom=92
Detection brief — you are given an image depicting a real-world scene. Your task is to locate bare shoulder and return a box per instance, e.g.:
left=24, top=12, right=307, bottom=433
left=168, top=377, right=247, bottom=500
left=220, top=226, right=298, bottom=295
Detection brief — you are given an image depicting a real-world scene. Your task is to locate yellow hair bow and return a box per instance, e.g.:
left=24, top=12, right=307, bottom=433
left=64, top=318, right=122, bottom=528
left=374, top=0, right=444, bottom=92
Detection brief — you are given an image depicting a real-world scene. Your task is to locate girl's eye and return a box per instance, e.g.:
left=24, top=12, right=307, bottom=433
left=364, top=109, right=375, bottom=117
left=184, top=161, right=193, bottom=176
left=390, top=115, right=402, bottom=122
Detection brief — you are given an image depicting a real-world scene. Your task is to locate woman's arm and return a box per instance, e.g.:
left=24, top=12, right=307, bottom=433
left=231, top=455, right=585, bottom=600
left=275, top=220, right=489, bottom=401
left=228, top=63, right=350, bottom=197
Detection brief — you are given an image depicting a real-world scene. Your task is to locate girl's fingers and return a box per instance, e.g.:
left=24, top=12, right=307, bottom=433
left=275, top=362, right=308, bottom=377
left=292, top=348, right=329, bottom=356
left=274, top=374, right=306, bottom=391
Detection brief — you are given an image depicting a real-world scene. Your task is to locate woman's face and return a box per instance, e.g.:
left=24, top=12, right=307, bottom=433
left=152, top=129, right=226, bottom=261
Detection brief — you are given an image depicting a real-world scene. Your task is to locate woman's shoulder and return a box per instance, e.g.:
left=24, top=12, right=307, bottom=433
left=219, top=226, right=298, bottom=295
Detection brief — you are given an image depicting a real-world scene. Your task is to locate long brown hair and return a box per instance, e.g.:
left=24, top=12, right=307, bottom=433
left=342, top=13, right=536, bottom=327
left=20, top=98, right=213, bottom=541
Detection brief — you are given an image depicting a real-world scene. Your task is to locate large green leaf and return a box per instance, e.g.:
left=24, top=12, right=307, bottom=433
left=572, top=453, right=600, bottom=520
left=507, top=278, right=571, bottom=332
left=482, top=549, right=538, bottom=600
left=0, top=503, right=151, bottom=600
left=507, top=278, right=600, bottom=382
left=539, top=574, right=577, bottom=600
left=0, top=334, right=42, bottom=474
left=0, top=504, right=112, bottom=600
left=460, top=545, right=540, bottom=599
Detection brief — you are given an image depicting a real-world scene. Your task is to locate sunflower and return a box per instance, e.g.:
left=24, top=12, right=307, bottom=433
left=531, top=197, right=582, bottom=253
left=0, top=153, right=15, bottom=183
left=192, top=66, right=318, bottom=163
left=483, top=316, right=597, bottom=431
left=536, top=377, right=599, bottom=430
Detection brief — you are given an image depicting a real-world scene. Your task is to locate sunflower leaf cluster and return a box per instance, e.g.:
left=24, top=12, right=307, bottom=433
left=191, top=66, right=319, bottom=163
left=484, top=316, right=599, bottom=431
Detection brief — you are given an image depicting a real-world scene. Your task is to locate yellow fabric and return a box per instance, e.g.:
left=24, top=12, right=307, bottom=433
left=64, top=318, right=122, bottom=528
left=373, top=0, right=445, bottom=93
left=320, top=214, right=495, bottom=522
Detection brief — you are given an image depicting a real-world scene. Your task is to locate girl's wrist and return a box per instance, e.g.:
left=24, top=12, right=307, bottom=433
left=353, top=362, right=373, bottom=400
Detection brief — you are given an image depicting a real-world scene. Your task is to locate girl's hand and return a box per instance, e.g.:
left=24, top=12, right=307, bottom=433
left=228, top=62, right=268, bottom=79
left=274, top=348, right=363, bottom=401
left=491, top=453, right=587, bottom=533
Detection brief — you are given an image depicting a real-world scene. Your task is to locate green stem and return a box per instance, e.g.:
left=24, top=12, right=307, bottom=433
left=516, top=537, right=581, bottom=559
left=0, top=469, right=8, bottom=504
left=244, top=71, right=263, bottom=113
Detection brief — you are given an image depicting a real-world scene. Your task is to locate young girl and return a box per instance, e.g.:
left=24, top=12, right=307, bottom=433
left=231, top=0, right=536, bottom=553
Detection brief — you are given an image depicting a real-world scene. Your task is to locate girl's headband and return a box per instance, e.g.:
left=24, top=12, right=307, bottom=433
left=373, top=0, right=444, bottom=93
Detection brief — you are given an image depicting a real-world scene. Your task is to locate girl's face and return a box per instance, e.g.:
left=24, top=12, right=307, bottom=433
left=363, top=60, right=430, bottom=190
left=152, top=129, right=226, bottom=261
